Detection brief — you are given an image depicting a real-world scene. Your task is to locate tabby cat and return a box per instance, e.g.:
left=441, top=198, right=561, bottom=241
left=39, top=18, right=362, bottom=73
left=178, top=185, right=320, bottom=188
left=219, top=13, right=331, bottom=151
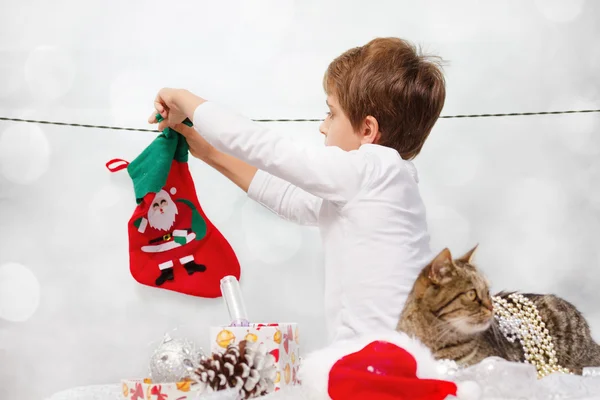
left=397, top=246, right=600, bottom=374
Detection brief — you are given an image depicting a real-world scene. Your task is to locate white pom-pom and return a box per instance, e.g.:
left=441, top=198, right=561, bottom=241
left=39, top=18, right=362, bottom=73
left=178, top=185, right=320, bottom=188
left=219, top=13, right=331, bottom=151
left=456, top=380, right=482, bottom=400
left=170, top=187, right=177, bottom=195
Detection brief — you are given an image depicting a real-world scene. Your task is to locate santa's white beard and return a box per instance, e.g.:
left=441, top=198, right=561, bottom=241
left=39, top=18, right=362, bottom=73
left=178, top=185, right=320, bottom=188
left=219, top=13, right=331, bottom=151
left=148, top=199, right=178, bottom=231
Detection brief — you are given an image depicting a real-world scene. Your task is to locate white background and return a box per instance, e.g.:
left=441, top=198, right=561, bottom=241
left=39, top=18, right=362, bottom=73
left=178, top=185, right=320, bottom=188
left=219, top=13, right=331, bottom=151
left=1, top=1, right=599, bottom=399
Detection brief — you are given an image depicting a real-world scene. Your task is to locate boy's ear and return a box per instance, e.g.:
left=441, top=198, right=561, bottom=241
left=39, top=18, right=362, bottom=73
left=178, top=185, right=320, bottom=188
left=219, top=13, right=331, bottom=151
left=361, top=116, right=380, bottom=145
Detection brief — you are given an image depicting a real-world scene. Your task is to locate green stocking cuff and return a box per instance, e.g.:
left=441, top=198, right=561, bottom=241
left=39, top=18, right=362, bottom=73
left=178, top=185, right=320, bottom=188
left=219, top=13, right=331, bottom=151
left=127, top=116, right=194, bottom=203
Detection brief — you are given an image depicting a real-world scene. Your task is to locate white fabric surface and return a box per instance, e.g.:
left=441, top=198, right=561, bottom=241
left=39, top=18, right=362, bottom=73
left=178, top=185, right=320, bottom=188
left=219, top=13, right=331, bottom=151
left=193, top=101, right=433, bottom=343
left=46, top=358, right=600, bottom=400
left=45, top=376, right=600, bottom=400
left=46, top=385, right=239, bottom=400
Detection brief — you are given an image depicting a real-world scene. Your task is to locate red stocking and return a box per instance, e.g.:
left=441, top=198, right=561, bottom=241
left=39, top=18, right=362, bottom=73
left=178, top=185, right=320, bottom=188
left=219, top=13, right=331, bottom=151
left=107, top=119, right=240, bottom=297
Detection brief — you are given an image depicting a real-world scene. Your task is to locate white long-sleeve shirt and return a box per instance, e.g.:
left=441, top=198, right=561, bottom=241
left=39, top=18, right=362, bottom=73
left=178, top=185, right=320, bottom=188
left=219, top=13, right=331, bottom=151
left=193, top=101, right=433, bottom=343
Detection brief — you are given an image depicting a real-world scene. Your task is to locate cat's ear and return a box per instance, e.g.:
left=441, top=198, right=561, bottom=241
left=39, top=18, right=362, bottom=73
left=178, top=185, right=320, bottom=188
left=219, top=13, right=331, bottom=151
left=457, top=244, right=479, bottom=264
left=428, top=248, right=455, bottom=285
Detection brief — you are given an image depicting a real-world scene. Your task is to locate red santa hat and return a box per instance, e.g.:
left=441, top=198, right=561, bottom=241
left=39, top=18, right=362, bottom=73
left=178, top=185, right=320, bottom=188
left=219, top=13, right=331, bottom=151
left=298, top=331, right=481, bottom=400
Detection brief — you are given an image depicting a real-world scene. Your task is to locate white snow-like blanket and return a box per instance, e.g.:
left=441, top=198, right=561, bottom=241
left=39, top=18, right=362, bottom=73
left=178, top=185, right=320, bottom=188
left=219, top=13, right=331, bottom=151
left=47, top=332, right=600, bottom=400
left=46, top=370, right=600, bottom=400
left=263, top=358, right=600, bottom=400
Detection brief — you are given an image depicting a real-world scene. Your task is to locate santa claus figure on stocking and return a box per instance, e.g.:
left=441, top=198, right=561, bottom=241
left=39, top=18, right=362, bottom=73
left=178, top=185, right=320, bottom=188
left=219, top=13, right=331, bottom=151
left=134, top=187, right=207, bottom=286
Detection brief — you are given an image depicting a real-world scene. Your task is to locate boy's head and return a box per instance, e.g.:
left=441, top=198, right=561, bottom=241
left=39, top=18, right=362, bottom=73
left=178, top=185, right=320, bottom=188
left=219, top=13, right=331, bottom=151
left=320, top=37, right=446, bottom=159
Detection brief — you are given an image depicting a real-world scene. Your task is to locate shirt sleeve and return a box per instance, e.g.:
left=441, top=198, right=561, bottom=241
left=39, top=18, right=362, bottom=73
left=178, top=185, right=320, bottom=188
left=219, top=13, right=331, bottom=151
left=192, top=101, right=370, bottom=204
left=247, top=169, right=322, bottom=226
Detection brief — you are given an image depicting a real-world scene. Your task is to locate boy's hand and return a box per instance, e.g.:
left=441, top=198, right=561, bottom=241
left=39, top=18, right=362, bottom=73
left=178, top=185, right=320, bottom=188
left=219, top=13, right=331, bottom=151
left=148, top=88, right=187, bottom=131
left=147, top=88, right=213, bottom=161
left=148, top=88, right=207, bottom=131
left=175, top=123, right=217, bottom=161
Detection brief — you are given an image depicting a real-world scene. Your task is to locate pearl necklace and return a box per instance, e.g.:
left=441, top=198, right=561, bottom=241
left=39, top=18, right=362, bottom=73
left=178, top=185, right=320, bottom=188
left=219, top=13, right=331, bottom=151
left=492, top=293, right=571, bottom=378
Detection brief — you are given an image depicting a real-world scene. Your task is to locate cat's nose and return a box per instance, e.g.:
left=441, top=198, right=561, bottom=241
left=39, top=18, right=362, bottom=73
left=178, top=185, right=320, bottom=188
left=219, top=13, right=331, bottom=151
left=482, top=299, right=493, bottom=311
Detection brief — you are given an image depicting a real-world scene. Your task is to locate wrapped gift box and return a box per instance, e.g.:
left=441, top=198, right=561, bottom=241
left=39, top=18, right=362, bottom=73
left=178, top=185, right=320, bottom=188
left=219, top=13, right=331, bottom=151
left=121, top=379, right=198, bottom=400
left=121, top=379, right=240, bottom=400
left=209, top=323, right=300, bottom=390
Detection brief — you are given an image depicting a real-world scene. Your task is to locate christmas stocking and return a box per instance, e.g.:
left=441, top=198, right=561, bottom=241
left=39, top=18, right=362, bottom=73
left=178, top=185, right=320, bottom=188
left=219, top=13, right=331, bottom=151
left=106, top=118, right=241, bottom=298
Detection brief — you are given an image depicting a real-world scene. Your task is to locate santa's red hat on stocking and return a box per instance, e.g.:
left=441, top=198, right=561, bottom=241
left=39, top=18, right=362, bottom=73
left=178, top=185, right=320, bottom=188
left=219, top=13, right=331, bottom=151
left=299, top=332, right=481, bottom=400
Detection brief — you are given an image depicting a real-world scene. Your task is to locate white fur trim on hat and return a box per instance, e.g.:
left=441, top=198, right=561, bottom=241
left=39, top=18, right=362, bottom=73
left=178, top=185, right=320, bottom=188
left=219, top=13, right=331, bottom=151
left=455, top=380, right=482, bottom=400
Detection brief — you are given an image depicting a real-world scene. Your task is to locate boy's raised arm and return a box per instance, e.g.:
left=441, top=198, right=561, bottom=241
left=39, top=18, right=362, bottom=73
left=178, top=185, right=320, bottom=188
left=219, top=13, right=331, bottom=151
left=174, top=124, right=322, bottom=226
left=152, top=88, right=369, bottom=203
left=193, top=101, right=366, bottom=203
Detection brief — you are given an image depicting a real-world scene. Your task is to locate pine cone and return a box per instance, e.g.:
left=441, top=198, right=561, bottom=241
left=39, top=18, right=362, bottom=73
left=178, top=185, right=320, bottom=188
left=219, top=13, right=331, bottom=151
left=194, top=340, right=277, bottom=399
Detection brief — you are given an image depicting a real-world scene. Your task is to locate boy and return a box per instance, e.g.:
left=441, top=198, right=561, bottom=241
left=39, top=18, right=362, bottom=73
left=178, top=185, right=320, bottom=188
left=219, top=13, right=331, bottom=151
left=149, top=37, right=446, bottom=343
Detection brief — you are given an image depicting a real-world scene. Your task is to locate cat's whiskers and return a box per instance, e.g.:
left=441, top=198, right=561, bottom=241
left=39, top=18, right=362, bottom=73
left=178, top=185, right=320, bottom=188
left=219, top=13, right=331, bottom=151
left=434, top=323, right=454, bottom=343
left=450, top=315, right=489, bottom=335
left=435, top=319, right=464, bottom=345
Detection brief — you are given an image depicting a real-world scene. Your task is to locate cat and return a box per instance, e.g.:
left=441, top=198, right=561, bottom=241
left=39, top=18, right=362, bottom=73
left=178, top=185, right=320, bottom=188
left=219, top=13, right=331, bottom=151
left=397, top=246, right=600, bottom=375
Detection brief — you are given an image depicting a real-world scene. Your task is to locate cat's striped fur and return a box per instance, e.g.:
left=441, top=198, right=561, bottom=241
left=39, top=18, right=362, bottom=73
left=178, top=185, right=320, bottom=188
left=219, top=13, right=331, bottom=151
left=397, top=247, right=600, bottom=374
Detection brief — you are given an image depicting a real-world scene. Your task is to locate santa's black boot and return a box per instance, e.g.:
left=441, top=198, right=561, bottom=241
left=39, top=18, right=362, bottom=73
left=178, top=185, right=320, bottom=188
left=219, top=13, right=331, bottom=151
left=155, top=268, right=175, bottom=286
left=183, top=261, right=207, bottom=275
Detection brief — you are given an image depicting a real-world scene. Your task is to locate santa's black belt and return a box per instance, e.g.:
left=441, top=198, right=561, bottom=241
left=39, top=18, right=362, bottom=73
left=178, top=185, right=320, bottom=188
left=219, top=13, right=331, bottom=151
left=149, top=228, right=192, bottom=244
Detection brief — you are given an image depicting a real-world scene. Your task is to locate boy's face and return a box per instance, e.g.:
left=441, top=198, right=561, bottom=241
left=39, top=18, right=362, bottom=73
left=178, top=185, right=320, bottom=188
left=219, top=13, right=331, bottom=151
left=320, top=95, right=363, bottom=151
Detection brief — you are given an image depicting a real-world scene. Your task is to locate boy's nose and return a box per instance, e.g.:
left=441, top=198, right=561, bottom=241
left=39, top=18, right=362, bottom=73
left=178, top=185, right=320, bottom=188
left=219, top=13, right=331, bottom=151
left=319, top=121, right=327, bottom=136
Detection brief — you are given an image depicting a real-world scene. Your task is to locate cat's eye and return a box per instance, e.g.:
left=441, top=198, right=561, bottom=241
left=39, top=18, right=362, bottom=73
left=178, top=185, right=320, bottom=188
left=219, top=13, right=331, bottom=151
left=466, top=290, right=477, bottom=301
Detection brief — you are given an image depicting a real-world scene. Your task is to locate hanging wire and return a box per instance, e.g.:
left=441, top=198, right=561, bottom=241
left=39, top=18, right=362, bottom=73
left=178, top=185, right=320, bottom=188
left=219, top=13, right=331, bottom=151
left=1, top=108, right=599, bottom=133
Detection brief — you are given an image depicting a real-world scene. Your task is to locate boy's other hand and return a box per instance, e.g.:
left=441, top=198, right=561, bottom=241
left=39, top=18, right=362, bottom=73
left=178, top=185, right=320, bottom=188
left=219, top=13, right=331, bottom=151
left=177, top=124, right=217, bottom=161
left=147, top=88, right=214, bottom=161
left=148, top=88, right=187, bottom=130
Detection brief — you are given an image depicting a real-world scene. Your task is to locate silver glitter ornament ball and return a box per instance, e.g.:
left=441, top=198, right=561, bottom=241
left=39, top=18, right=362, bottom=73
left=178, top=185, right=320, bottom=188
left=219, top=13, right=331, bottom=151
left=149, top=335, right=202, bottom=383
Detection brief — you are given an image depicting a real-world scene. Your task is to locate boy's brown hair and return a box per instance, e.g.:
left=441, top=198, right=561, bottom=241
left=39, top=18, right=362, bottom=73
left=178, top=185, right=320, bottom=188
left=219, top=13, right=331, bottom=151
left=323, top=37, right=446, bottom=160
